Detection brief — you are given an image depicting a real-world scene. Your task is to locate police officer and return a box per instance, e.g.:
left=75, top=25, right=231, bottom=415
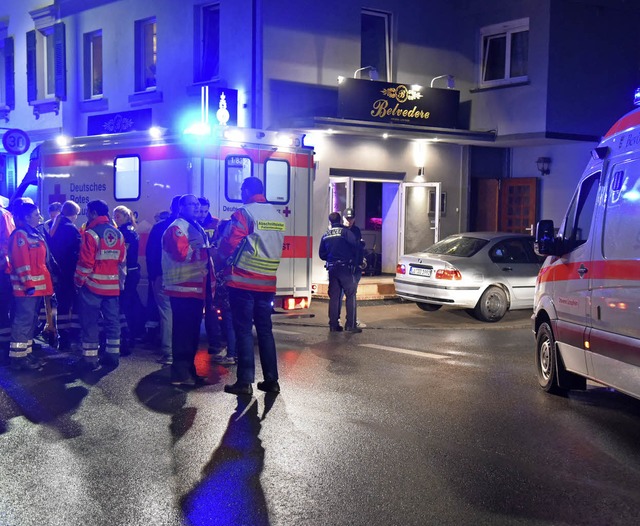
left=319, top=212, right=362, bottom=333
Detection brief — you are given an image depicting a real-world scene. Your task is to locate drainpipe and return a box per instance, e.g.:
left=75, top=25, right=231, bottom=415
left=251, top=0, right=263, bottom=129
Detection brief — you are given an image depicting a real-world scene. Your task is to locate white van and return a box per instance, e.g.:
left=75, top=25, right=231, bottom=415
left=533, top=106, right=640, bottom=399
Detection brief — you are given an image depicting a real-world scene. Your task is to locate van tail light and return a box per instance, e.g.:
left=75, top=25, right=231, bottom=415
left=396, top=263, right=406, bottom=275
left=283, top=296, right=309, bottom=310
left=435, top=268, right=462, bottom=280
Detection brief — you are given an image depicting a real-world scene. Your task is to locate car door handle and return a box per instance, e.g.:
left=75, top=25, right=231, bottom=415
left=577, top=264, right=588, bottom=278
left=501, top=267, right=513, bottom=271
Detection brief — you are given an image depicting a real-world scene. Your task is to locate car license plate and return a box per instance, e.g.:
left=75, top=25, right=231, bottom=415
left=410, top=267, right=431, bottom=277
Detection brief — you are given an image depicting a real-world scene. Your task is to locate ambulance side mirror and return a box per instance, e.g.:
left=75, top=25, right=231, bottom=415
left=534, top=220, right=558, bottom=256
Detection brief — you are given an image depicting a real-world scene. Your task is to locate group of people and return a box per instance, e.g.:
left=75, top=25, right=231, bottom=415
left=0, top=175, right=285, bottom=395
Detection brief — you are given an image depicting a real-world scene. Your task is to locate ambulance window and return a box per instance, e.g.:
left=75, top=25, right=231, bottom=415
left=264, top=159, right=290, bottom=204
left=225, top=156, right=253, bottom=202
left=603, top=161, right=640, bottom=260
left=562, top=172, right=600, bottom=251
left=114, top=155, right=140, bottom=201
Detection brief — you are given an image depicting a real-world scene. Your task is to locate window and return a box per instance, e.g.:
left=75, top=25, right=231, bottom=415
left=225, top=156, right=253, bottom=202
left=479, top=18, right=528, bottom=88
left=361, top=9, right=391, bottom=82
left=194, top=3, right=219, bottom=83
left=562, top=172, right=600, bottom=251
left=26, top=22, right=66, bottom=103
left=264, top=160, right=290, bottom=204
left=135, top=17, right=156, bottom=91
left=114, top=156, right=141, bottom=200
left=604, top=161, right=640, bottom=260
left=0, top=35, right=15, bottom=112
left=83, top=30, right=103, bottom=99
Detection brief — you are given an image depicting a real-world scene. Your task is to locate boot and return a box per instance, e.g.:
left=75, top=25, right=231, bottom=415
left=11, top=355, right=43, bottom=371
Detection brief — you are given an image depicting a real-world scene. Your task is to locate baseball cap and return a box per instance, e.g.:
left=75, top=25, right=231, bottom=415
left=344, top=208, right=355, bottom=219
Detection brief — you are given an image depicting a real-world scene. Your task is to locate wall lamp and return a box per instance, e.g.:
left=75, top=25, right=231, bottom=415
left=430, top=74, right=455, bottom=89
left=354, top=66, right=379, bottom=80
left=536, top=157, right=551, bottom=176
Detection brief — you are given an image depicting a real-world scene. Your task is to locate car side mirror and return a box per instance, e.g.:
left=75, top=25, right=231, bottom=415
left=534, top=220, right=558, bottom=256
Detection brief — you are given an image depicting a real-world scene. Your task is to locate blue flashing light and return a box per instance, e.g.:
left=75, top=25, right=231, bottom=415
left=184, top=122, right=212, bottom=136
left=634, top=87, right=640, bottom=107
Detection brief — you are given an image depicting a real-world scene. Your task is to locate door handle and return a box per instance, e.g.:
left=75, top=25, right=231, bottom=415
left=577, top=264, right=588, bottom=278
left=502, top=267, right=513, bottom=272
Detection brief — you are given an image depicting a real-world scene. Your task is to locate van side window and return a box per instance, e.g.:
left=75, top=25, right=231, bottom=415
left=264, top=159, right=290, bottom=204
left=114, top=155, right=141, bottom=200
left=562, top=171, right=600, bottom=251
left=604, top=161, right=640, bottom=260
left=225, top=155, right=254, bottom=202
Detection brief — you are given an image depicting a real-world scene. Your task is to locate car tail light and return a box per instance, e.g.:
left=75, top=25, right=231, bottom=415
left=435, top=268, right=462, bottom=280
left=396, top=263, right=406, bottom=274
left=283, top=296, right=310, bottom=310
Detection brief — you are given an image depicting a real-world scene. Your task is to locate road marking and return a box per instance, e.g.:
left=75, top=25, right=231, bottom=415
left=359, top=343, right=447, bottom=360
left=272, top=328, right=300, bottom=335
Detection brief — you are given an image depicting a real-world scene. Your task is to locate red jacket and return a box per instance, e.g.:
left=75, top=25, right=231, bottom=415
left=162, top=217, right=212, bottom=299
left=0, top=206, right=15, bottom=273
left=74, top=216, right=126, bottom=296
left=7, top=226, right=53, bottom=297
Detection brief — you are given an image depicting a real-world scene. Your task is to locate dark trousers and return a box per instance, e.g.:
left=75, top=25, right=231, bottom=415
left=170, top=296, right=204, bottom=381
left=328, top=265, right=358, bottom=329
left=229, top=288, right=278, bottom=384
left=55, top=279, right=79, bottom=347
left=204, top=278, right=224, bottom=352
left=120, top=268, right=145, bottom=339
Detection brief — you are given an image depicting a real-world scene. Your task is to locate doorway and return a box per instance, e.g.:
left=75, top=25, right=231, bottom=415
left=329, top=176, right=441, bottom=273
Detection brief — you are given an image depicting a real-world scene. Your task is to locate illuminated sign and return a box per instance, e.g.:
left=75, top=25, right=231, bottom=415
left=338, top=78, right=459, bottom=129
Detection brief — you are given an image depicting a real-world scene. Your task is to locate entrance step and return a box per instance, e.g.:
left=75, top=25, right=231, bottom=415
left=313, top=276, right=396, bottom=301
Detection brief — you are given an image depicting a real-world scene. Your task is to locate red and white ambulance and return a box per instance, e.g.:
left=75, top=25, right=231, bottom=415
left=533, top=106, right=640, bottom=399
left=31, top=126, right=314, bottom=310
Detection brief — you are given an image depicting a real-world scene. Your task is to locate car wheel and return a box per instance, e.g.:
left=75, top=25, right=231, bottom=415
left=416, top=302, right=442, bottom=312
left=473, top=286, right=508, bottom=322
left=536, top=322, right=564, bottom=394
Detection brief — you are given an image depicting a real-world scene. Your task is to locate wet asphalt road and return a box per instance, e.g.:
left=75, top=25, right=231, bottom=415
left=1, top=301, right=640, bottom=526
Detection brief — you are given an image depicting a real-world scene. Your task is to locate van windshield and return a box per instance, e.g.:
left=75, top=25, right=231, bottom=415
left=425, top=236, right=489, bottom=257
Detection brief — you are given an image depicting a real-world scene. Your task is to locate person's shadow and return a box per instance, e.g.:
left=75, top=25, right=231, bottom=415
left=181, top=396, right=271, bottom=526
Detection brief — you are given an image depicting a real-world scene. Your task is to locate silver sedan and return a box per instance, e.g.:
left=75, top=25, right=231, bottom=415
left=394, top=232, right=544, bottom=322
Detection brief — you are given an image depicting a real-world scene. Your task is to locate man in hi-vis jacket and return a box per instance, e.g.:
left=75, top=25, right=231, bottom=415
left=217, top=177, right=285, bottom=396
left=162, top=194, right=213, bottom=387
left=74, top=200, right=126, bottom=371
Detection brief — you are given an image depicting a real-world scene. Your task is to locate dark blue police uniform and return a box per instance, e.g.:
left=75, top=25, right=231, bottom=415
left=319, top=221, right=360, bottom=331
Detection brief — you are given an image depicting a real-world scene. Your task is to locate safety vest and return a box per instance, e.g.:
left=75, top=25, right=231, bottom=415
left=7, top=226, right=53, bottom=297
left=224, top=201, right=285, bottom=293
left=162, top=217, right=210, bottom=299
left=74, top=216, right=125, bottom=296
left=0, top=206, right=15, bottom=273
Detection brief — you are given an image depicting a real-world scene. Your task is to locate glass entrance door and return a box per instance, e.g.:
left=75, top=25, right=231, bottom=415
left=400, top=182, right=441, bottom=257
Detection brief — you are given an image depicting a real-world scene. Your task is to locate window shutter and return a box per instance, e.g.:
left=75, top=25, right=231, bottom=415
left=4, top=37, right=14, bottom=110
left=54, top=22, right=66, bottom=101
left=26, top=30, right=37, bottom=102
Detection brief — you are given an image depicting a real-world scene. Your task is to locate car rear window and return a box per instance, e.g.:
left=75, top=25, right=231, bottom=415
left=426, top=236, right=489, bottom=257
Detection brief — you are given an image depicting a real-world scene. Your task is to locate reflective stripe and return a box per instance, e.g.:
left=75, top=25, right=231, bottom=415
left=164, top=284, right=204, bottom=294
left=10, top=341, right=29, bottom=349
left=106, top=339, right=120, bottom=345
left=92, top=273, right=119, bottom=280
left=9, top=341, right=30, bottom=358
left=87, top=281, right=120, bottom=291
left=87, top=230, right=100, bottom=243
left=77, top=266, right=93, bottom=274
left=83, top=349, right=99, bottom=357
left=14, top=265, right=31, bottom=273
left=96, top=252, right=124, bottom=261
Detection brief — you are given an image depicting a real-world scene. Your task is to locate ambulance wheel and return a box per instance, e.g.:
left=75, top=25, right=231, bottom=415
left=474, top=286, right=508, bottom=322
left=536, top=322, right=563, bottom=394
left=416, top=302, right=442, bottom=312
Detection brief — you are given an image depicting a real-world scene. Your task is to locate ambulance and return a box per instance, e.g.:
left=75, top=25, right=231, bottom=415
left=28, top=125, right=315, bottom=310
left=533, top=105, right=640, bottom=399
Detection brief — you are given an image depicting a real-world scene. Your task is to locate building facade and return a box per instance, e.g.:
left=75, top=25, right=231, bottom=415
left=1, top=0, right=640, bottom=283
